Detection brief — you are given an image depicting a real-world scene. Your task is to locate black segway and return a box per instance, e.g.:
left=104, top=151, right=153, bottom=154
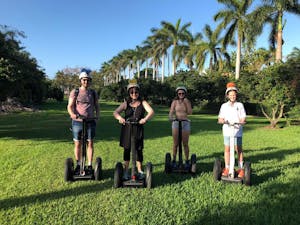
left=64, top=115, right=102, bottom=181
left=165, top=119, right=196, bottom=174
left=213, top=122, right=251, bottom=185
left=114, top=119, right=153, bottom=189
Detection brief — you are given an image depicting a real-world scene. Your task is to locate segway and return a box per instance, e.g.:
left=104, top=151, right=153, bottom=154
left=64, top=115, right=102, bottom=181
left=114, top=119, right=153, bottom=189
left=165, top=119, right=196, bottom=174
left=213, top=122, right=251, bottom=186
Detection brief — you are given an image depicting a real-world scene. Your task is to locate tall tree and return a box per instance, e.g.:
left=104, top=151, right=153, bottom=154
left=159, top=19, right=192, bottom=75
left=187, top=24, right=230, bottom=73
left=250, top=0, right=300, bottom=62
left=214, top=0, right=254, bottom=79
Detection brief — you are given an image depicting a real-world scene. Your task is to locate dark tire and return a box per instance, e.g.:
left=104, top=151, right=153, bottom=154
left=243, top=161, right=251, bottom=186
left=64, top=158, right=74, bottom=182
left=94, top=157, right=102, bottom=181
left=145, top=162, right=153, bottom=189
left=213, top=158, right=222, bottom=181
left=165, top=153, right=171, bottom=173
left=190, top=154, right=197, bottom=174
left=114, top=162, right=123, bottom=188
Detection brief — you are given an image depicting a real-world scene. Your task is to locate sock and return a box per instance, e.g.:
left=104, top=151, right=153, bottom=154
left=88, top=161, right=92, bottom=166
left=225, top=165, right=229, bottom=169
left=239, top=161, right=244, bottom=169
left=77, top=160, right=81, bottom=166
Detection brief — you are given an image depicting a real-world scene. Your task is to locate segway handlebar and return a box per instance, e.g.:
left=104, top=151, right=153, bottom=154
left=125, top=119, right=140, bottom=125
left=220, top=121, right=246, bottom=126
left=169, top=118, right=190, bottom=122
left=76, top=114, right=98, bottom=121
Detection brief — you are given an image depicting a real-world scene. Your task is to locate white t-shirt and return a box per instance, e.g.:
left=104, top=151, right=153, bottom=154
left=218, top=101, right=246, bottom=137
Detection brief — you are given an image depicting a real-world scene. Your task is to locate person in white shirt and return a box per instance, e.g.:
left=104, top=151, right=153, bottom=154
left=218, top=82, right=246, bottom=178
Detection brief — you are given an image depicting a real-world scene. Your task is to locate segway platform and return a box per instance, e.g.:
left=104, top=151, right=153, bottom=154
left=114, top=161, right=153, bottom=189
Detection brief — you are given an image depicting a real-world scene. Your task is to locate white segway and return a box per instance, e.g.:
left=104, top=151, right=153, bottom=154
left=213, top=122, right=251, bottom=185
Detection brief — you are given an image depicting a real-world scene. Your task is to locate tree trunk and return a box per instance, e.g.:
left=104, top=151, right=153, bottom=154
left=161, top=53, right=165, bottom=83
left=235, top=36, right=241, bottom=80
left=275, top=11, right=283, bottom=63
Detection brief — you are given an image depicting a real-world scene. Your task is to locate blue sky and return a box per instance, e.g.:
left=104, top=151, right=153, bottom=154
left=1, top=0, right=299, bottom=79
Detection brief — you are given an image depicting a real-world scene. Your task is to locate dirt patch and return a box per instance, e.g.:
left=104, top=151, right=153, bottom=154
left=0, top=98, right=38, bottom=114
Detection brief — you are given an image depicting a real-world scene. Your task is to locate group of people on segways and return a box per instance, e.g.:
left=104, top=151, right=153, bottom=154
left=65, top=68, right=250, bottom=185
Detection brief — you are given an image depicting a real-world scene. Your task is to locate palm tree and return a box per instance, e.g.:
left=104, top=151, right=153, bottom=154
left=148, top=27, right=171, bottom=82
left=214, top=0, right=254, bottom=79
left=250, top=0, right=300, bottom=62
left=159, top=19, right=192, bottom=75
left=187, top=24, right=230, bottom=73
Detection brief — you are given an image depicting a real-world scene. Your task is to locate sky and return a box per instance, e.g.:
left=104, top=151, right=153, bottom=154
left=1, top=0, right=299, bottom=79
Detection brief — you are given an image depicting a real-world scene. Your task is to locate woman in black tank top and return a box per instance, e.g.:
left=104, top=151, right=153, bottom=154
left=113, top=83, right=154, bottom=180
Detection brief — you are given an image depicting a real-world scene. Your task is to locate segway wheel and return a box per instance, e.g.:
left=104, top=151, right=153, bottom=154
left=94, top=157, right=102, bottom=181
left=213, top=158, right=222, bottom=181
left=145, top=162, right=153, bottom=189
left=165, top=153, right=172, bottom=173
left=114, top=162, right=123, bottom=188
left=64, top=158, right=74, bottom=182
left=190, top=154, right=197, bottom=174
left=243, top=161, right=251, bottom=186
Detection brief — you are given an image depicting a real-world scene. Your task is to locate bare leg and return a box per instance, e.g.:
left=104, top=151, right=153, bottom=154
left=137, top=161, right=142, bottom=173
left=224, top=145, right=230, bottom=168
left=172, top=128, right=179, bottom=161
left=87, top=140, right=94, bottom=165
left=74, top=141, right=81, bottom=161
left=182, top=130, right=190, bottom=161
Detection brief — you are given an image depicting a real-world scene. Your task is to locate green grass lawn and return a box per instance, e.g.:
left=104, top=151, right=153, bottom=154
left=0, top=100, right=299, bottom=225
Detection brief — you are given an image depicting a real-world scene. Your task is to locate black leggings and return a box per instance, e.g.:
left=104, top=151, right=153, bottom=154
left=123, top=148, right=143, bottom=162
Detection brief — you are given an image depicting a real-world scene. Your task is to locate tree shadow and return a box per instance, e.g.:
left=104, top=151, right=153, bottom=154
left=0, top=168, right=114, bottom=210
left=187, top=175, right=300, bottom=225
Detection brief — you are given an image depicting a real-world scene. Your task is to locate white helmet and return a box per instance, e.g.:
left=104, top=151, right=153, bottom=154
left=176, top=86, right=187, bottom=93
left=79, top=68, right=92, bottom=80
left=225, top=82, right=238, bottom=95
left=127, top=83, right=140, bottom=91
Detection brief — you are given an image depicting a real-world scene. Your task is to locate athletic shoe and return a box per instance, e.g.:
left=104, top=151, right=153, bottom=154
left=123, top=170, right=130, bottom=180
left=222, top=168, right=229, bottom=176
left=74, top=165, right=80, bottom=175
left=237, top=169, right=244, bottom=178
left=137, top=171, right=145, bottom=179
left=87, top=165, right=93, bottom=175
left=185, top=160, right=190, bottom=170
left=172, top=160, right=177, bottom=169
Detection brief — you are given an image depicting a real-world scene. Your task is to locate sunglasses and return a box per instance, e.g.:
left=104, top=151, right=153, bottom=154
left=82, top=79, right=91, bottom=82
left=130, top=91, right=139, bottom=95
left=178, top=92, right=185, bottom=95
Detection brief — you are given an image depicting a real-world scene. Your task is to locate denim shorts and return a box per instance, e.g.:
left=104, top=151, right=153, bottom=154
left=172, top=120, right=191, bottom=131
left=224, top=136, right=242, bottom=146
left=72, top=120, right=96, bottom=141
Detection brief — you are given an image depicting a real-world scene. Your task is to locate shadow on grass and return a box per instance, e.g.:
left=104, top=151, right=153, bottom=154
left=0, top=168, right=115, bottom=210
left=188, top=175, right=300, bottom=225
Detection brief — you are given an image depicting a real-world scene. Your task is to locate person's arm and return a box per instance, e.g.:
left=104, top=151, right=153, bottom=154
left=168, top=100, right=176, bottom=121
left=218, top=104, right=226, bottom=124
left=183, top=98, right=192, bottom=115
left=113, top=102, right=126, bottom=124
left=140, top=100, right=154, bottom=124
left=67, top=91, right=77, bottom=120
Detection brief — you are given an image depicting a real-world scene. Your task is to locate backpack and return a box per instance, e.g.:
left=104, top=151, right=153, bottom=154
left=74, top=88, right=97, bottom=105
